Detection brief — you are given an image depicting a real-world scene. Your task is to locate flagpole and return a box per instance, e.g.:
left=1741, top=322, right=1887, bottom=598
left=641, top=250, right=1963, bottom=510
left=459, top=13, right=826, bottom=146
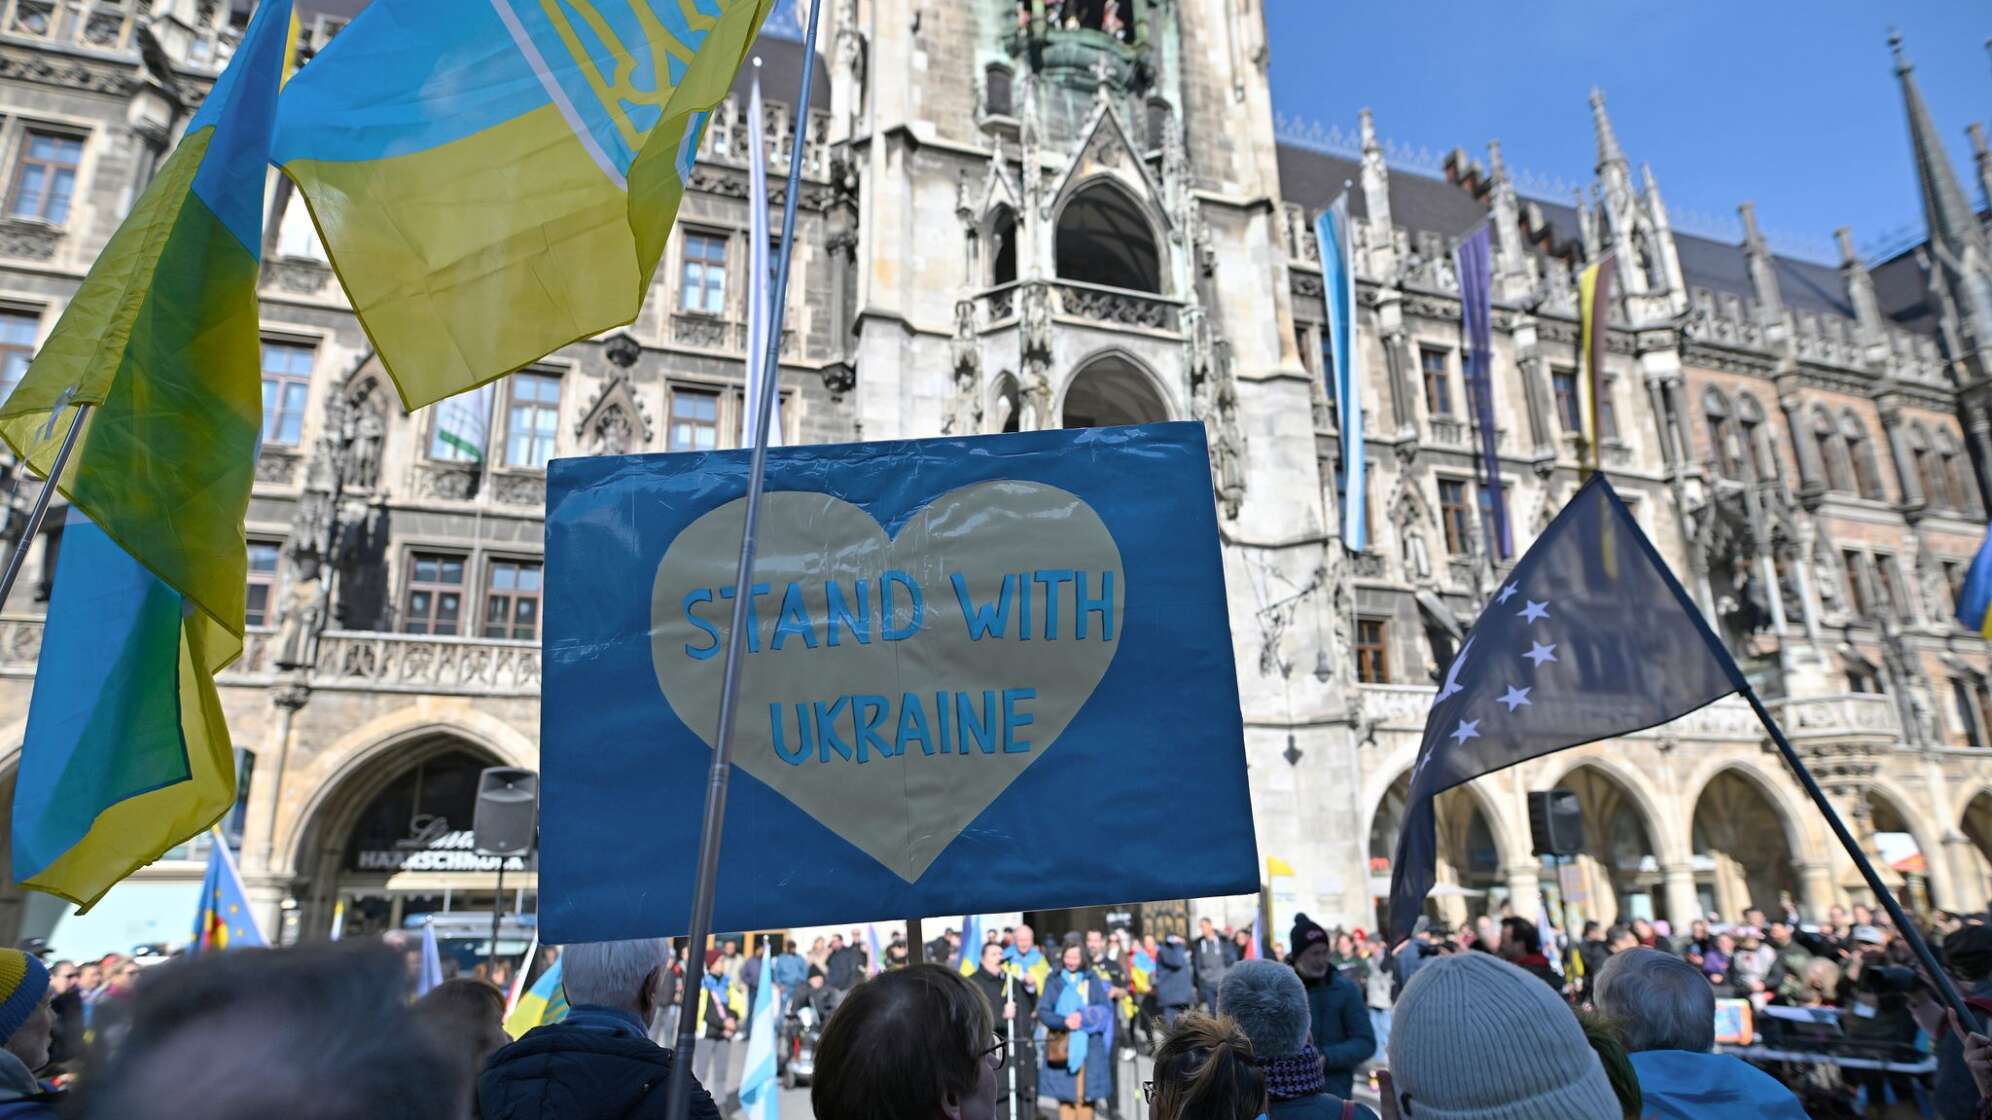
left=1738, top=683, right=1979, bottom=1030
left=666, top=4, right=823, bottom=1119
left=0, top=400, right=88, bottom=613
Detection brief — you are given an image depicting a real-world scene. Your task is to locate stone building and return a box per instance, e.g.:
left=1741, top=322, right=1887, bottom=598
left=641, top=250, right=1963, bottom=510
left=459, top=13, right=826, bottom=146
left=0, top=0, right=1985, bottom=952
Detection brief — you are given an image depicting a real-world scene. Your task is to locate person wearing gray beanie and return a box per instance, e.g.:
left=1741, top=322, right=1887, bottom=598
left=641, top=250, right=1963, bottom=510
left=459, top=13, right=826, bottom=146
left=1386, top=951, right=1619, bottom=1119
left=1218, top=961, right=1378, bottom=1120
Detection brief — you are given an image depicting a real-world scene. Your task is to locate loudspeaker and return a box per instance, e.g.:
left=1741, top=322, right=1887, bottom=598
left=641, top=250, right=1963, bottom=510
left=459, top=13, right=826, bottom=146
left=472, top=768, right=539, bottom=856
left=1527, top=789, right=1583, bottom=857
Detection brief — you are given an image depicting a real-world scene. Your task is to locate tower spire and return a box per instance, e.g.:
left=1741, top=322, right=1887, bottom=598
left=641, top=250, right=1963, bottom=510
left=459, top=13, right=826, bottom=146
left=1589, top=87, right=1625, bottom=174
left=1893, top=29, right=1992, bottom=351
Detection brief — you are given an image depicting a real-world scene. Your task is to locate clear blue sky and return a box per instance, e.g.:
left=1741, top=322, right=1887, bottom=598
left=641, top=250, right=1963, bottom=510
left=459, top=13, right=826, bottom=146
left=1265, top=2, right=1989, bottom=263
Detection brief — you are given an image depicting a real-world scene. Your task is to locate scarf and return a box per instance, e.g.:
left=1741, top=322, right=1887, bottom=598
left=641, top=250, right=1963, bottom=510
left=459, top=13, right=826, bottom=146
left=1260, top=1043, right=1327, bottom=1102
left=1054, top=969, right=1090, bottom=1073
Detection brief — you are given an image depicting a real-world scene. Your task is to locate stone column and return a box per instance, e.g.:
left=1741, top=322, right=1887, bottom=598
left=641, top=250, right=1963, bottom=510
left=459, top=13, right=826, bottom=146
left=1661, top=862, right=1701, bottom=926
left=1946, top=834, right=1987, bottom=914
left=240, top=680, right=309, bottom=941
left=1759, top=553, right=1789, bottom=632
left=1968, top=404, right=1992, bottom=510
left=1795, top=859, right=1836, bottom=922
left=1782, top=392, right=1825, bottom=493
left=1505, top=862, right=1543, bottom=922
left=1645, top=375, right=1677, bottom=466
left=1663, top=379, right=1697, bottom=475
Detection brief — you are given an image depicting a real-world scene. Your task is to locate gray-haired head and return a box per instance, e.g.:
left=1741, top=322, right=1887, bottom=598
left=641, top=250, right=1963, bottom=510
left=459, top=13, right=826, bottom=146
left=561, top=939, right=670, bottom=1015
left=1593, top=947, right=1715, bottom=1053
left=1217, top=959, right=1309, bottom=1059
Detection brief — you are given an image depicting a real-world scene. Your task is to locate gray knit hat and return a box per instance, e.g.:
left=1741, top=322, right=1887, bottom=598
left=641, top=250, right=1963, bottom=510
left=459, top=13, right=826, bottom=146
left=1387, top=951, right=1619, bottom=1120
left=1217, top=960, right=1308, bottom=1059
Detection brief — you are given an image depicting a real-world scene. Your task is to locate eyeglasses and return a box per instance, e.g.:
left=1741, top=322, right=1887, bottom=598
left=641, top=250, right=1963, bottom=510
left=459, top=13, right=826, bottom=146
left=979, top=1035, right=1008, bottom=1071
left=1141, top=1080, right=1157, bottom=1102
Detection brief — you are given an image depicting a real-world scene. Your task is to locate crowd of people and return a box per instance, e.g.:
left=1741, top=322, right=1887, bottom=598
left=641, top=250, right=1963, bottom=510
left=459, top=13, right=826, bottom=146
left=9, top=900, right=1992, bottom=1117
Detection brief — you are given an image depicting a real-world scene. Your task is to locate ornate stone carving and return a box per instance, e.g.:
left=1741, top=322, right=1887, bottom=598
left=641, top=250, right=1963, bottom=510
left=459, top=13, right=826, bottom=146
left=573, top=349, right=655, bottom=457
left=492, top=472, right=545, bottom=506
left=820, top=362, right=855, bottom=401
left=265, top=258, right=332, bottom=294
left=1052, top=282, right=1178, bottom=330
left=255, top=447, right=297, bottom=485
left=418, top=463, right=479, bottom=500
left=943, top=298, right=982, bottom=436
left=671, top=314, right=730, bottom=349
left=0, top=219, right=59, bottom=260
left=274, top=553, right=322, bottom=669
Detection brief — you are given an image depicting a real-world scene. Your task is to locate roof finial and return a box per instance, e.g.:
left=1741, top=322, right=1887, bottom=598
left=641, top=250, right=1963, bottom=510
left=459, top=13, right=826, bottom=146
left=1889, top=28, right=1911, bottom=76
left=1589, top=86, right=1624, bottom=170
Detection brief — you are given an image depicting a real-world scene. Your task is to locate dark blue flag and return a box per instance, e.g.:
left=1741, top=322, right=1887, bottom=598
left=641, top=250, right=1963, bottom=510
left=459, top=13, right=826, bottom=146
left=1386, top=475, right=1745, bottom=943
left=1456, top=227, right=1509, bottom=559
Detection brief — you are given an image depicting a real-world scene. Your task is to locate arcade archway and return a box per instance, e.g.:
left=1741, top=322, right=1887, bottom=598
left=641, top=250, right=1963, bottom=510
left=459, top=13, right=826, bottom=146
left=1369, top=771, right=1503, bottom=933
left=1556, top=765, right=1664, bottom=925
left=1958, top=791, right=1992, bottom=911
left=1691, top=769, right=1799, bottom=921
left=1061, top=354, right=1171, bottom=429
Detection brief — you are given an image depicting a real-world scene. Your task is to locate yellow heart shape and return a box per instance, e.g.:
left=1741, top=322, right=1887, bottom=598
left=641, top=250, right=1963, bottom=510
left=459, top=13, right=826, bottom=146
left=650, top=481, right=1125, bottom=882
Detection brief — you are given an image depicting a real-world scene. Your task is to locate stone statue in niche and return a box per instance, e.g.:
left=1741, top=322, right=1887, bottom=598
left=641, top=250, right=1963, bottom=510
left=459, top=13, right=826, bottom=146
left=1210, top=373, right=1246, bottom=519
left=274, top=551, right=322, bottom=669
left=590, top=406, right=636, bottom=456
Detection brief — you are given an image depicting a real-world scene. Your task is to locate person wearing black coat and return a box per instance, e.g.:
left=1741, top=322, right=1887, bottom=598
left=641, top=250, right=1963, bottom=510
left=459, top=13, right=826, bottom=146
left=968, top=940, right=1038, bottom=1115
left=480, top=940, right=722, bottom=1120
left=1289, top=914, right=1375, bottom=1102
left=1190, top=918, right=1237, bottom=1013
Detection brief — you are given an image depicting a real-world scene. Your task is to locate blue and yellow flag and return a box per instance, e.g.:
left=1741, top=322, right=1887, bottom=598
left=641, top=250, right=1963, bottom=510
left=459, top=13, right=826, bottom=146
left=1, top=0, right=290, bottom=909
left=192, top=830, right=266, bottom=953
left=272, top=0, right=774, bottom=409
left=1956, top=529, right=1992, bottom=637
left=503, top=957, right=568, bottom=1039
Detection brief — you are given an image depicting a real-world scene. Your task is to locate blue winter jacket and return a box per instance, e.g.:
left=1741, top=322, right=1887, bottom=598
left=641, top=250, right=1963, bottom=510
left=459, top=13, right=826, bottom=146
left=1626, top=1050, right=1809, bottom=1120
left=478, top=1005, right=724, bottom=1120
left=1154, top=941, right=1195, bottom=1008
left=1301, top=970, right=1375, bottom=1101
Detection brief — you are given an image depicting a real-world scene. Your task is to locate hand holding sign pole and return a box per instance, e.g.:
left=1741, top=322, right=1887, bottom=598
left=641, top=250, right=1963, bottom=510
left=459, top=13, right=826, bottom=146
left=664, top=5, right=823, bottom=1118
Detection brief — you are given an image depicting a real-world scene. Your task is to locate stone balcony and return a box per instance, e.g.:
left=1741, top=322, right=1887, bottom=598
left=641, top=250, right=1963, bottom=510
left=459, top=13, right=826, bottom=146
left=0, top=618, right=540, bottom=698
left=1766, top=693, right=1902, bottom=746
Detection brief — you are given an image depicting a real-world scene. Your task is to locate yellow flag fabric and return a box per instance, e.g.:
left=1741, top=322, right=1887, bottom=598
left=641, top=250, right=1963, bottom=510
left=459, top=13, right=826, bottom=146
left=270, top=0, right=775, bottom=409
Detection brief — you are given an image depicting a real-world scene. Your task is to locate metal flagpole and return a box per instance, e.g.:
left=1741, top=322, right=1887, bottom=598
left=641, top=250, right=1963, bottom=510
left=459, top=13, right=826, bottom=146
left=1004, top=968, right=1018, bottom=1120
left=1739, top=683, right=1981, bottom=1030
left=0, top=399, right=88, bottom=612
left=665, top=4, right=824, bottom=1118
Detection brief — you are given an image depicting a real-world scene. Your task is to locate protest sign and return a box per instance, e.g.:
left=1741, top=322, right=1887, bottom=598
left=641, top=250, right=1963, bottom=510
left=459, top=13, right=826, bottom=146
left=540, top=422, right=1256, bottom=942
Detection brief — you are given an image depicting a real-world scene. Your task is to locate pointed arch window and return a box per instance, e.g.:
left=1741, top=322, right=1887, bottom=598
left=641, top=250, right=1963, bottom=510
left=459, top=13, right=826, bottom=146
left=1841, top=412, right=1885, bottom=501
left=1703, top=388, right=1741, bottom=479
left=1055, top=181, right=1162, bottom=293
left=1737, top=393, right=1774, bottom=481
left=989, top=204, right=1018, bottom=287
left=1938, top=430, right=1981, bottom=516
left=1909, top=424, right=1944, bottom=510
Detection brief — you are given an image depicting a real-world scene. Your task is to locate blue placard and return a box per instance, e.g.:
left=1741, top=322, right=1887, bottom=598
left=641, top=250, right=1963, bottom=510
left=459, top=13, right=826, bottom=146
left=540, top=422, right=1256, bottom=942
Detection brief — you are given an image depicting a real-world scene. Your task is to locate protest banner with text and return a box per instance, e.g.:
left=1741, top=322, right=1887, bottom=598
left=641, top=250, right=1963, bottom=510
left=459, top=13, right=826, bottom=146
left=539, top=422, right=1256, bottom=942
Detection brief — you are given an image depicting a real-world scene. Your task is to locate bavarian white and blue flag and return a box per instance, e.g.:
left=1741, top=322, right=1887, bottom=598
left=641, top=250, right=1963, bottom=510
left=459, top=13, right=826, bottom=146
left=1386, top=475, right=1746, bottom=943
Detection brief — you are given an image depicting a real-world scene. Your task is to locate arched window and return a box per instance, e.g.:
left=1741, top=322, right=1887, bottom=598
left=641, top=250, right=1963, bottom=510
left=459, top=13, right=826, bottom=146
left=988, top=205, right=1017, bottom=287
left=1842, top=411, right=1885, bottom=500
left=1055, top=181, right=1162, bottom=294
left=1061, top=354, right=1171, bottom=428
left=1909, top=424, right=1944, bottom=510
left=1703, top=388, right=1740, bottom=479
left=1813, top=409, right=1852, bottom=493
left=1737, top=393, right=1775, bottom=481
left=1939, top=430, right=1981, bottom=515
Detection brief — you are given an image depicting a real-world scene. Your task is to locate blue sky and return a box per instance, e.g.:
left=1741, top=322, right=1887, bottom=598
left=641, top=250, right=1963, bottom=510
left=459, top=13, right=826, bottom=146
left=1266, top=3, right=1988, bottom=263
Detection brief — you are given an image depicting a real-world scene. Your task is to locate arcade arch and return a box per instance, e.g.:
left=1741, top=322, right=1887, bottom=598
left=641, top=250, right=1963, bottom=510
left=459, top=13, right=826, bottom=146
left=1553, top=764, right=1665, bottom=926
left=1369, top=770, right=1506, bottom=933
left=1690, top=768, right=1799, bottom=920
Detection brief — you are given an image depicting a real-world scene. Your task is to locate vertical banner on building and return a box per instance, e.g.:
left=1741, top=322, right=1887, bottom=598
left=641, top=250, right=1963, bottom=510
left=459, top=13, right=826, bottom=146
left=1577, top=256, right=1617, bottom=475
left=539, top=423, right=1258, bottom=941
left=742, top=60, right=781, bottom=447
left=1316, top=195, right=1364, bottom=552
left=1455, top=227, right=1509, bottom=559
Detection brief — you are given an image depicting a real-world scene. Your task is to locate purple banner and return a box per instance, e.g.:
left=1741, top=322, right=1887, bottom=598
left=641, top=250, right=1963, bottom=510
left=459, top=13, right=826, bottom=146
left=1456, top=227, right=1509, bottom=559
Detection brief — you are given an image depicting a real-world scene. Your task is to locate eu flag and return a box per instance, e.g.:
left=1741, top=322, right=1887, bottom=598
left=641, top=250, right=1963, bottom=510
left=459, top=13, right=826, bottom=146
left=191, top=830, right=265, bottom=953
left=1386, top=476, right=1745, bottom=943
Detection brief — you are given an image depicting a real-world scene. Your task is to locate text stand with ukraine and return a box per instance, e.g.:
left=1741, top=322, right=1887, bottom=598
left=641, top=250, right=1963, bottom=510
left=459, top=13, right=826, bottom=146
left=664, top=3, right=825, bottom=1118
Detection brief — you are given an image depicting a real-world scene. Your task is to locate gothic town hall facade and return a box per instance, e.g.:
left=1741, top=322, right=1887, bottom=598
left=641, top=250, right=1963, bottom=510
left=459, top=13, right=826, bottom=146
left=0, top=0, right=1988, bottom=953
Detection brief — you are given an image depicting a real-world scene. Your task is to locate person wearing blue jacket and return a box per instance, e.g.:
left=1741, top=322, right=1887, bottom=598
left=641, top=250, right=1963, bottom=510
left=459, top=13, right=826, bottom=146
left=0, top=950, right=58, bottom=1120
left=1594, top=948, right=1807, bottom=1120
left=1039, top=943, right=1113, bottom=1119
left=1288, top=914, right=1375, bottom=1102
left=1154, top=934, right=1196, bottom=1030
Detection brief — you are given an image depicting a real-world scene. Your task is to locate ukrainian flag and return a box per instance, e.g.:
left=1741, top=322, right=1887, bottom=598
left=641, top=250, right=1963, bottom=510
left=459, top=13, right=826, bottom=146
left=504, top=958, right=568, bottom=1039
left=271, top=0, right=774, bottom=409
left=1956, top=529, right=1992, bottom=637
left=192, top=829, right=266, bottom=953
left=0, top=0, right=290, bottom=909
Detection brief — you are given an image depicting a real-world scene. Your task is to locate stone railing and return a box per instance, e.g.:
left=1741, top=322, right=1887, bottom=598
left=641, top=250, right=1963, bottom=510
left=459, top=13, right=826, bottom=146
left=1769, top=693, right=1902, bottom=744
left=0, top=618, right=281, bottom=683
left=1361, top=684, right=1762, bottom=742
left=1052, top=281, right=1181, bottom=332
left=312, top=631, right=541, bottom=696
left=1428, top=417, right=1469, bottom=448
left=979, top=282, right=1020, bottom=326
left=667, top=314, right=795, bottom=357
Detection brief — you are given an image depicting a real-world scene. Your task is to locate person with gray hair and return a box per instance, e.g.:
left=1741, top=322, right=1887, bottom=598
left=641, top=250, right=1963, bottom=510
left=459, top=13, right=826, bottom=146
left=479, top=939, right=723, bottom=1120
left=1217, top=960, right=1377, bottom=1119
left=1591, top=948, right=1806, bottom=1119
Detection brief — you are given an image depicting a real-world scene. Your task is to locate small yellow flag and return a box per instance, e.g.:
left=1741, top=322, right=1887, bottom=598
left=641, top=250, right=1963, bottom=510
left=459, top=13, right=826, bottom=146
left=1266, top=856, right=1296, bottom=878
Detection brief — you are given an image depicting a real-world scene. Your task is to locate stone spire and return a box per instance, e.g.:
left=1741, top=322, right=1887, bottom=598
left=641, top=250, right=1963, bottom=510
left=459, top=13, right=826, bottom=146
left=1640, top=160, right=1688, bottom=313
left=1837, top=228, right=1883, bottom=334
left=1971, top=122, right=1992, bottom=212
left=1589, top=86, right=1625, bottom=174
left=1486, top=139, right=1528, bottom=299
left=1893, top=30, right=1992, bottom=349
left=1358, top=108, right=1394, bottom=281
left=1587, top=88, right=1636, bottom=270
left=1739, top=201, right=1784, bottom=319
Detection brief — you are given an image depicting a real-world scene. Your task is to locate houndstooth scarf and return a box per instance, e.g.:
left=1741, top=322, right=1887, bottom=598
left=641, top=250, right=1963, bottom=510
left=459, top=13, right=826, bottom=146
left=1260, top=1044, right=1328, bottom=1101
